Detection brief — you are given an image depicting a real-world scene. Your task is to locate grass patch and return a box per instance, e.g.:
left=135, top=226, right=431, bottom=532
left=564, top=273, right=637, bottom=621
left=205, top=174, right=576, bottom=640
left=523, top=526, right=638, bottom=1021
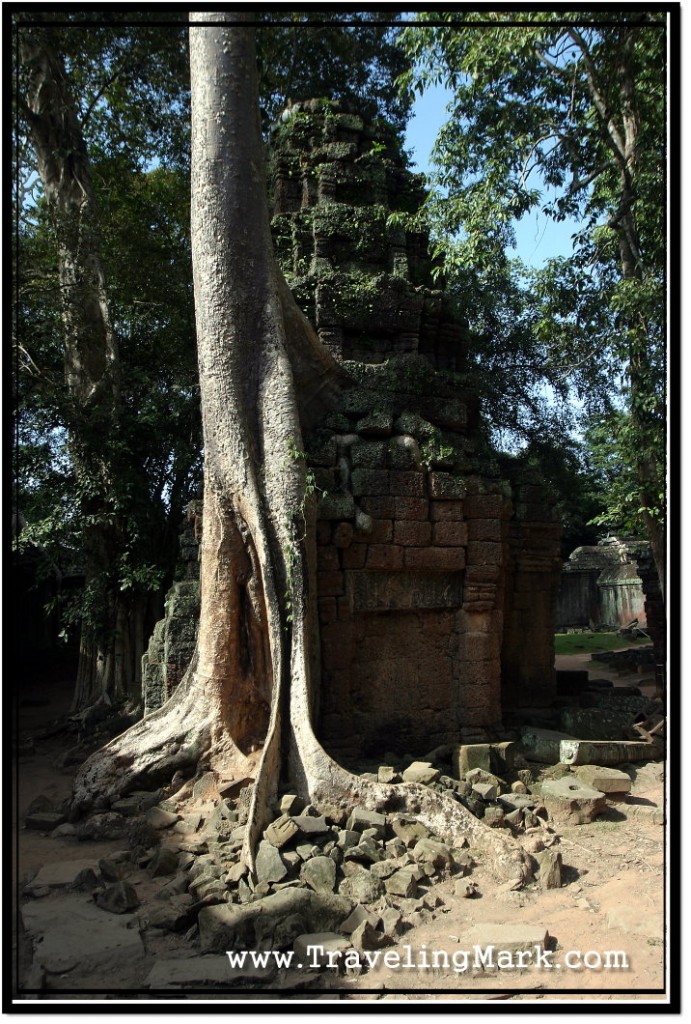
left=554, top=631, right=651, bottom=656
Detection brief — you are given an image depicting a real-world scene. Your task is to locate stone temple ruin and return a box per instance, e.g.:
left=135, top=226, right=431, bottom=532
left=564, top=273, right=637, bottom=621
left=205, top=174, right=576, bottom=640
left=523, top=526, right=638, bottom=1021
left=143, top=99, right=565, bottom=757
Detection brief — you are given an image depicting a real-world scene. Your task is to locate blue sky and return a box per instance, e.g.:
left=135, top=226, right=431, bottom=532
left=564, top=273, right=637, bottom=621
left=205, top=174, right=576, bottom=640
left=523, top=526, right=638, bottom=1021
left=403, top=82, right=580, bottom=268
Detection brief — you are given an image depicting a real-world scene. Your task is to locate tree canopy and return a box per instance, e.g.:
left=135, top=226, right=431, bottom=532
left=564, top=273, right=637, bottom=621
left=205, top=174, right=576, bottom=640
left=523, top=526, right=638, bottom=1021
left=399, top=10, right=667, bottom=586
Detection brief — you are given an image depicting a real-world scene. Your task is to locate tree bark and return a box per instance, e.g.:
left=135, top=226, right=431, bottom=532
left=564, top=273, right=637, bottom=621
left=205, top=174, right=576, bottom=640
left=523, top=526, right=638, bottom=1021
left=72, top=12, right=531, bottom=888
left=19, top=23, right=147, bottom=708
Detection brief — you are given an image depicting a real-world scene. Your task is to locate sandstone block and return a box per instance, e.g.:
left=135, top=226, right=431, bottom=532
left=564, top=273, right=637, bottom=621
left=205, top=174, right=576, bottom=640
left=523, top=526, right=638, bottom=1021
left=541, top=777, right=606, bottom=824
left=433, top=521, right=469, bottom=546
left=573, top=765, right=632, bottom=794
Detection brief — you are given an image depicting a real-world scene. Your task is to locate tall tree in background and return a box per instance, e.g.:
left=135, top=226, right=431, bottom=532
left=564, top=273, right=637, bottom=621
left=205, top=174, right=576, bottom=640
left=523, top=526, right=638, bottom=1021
left=400, top=11, right=667, bottom=595
left=15, top=16, right=197, bottom=708
left=72, top=12, right=530, bottom=887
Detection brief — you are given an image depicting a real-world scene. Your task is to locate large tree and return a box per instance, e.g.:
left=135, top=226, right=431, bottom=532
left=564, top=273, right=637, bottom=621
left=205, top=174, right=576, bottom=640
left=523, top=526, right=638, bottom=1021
left=15, top=16, right=197, bottom=708
left=399, top=11, right=667, bottom=595
left=72, top=11, right=530, bottom=887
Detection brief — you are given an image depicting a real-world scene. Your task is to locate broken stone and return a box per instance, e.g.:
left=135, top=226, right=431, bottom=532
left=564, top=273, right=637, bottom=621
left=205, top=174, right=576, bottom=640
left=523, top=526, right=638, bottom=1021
left=335, top=829, right=360, bottom=851
left=370, top=859, right=399, bottom=880
left=94, top=881, right=140, bottom=914
left=472, top=782, right=498, bottom=802
left=351, top=919, right=389, bottom=953
left=291, top=813, right=331, bottom=838
left=345, top=808, right=386, bottom=839
left=504, top=809, right=524, bottom=827
left=343, top=836, right=382, bottom=865
left=192, top=772, right=221, bottom=803
left=264, top=814, right=300, bottom=848
left=148, top=847, right=180, bottom=878
left=498, top=793, right=536, bottom=812
left=572, top=765, right=633, bottom=793
left=226, top=862, right=248, bottom=884
left=51, top=822, right=77, bottom=839
left=143, top=896, right=195, bottom=932
left=340, top=905, right=380, bottom=935
left=380, top=907, right=403, bottom=937
left=391, top=818, right=430, bottom=847
left=401, top=761, right=440, bottom=785
left=483, top=805, right=505, bottom=827
left=24, top=859, right=100, bottom=895
left=536, top=850, right=563, bottom=889
left=456, top=880, right=479, bottom=898
left=145, top=955, right=274, bottom=988
left=145, top=807, right=180, bottom=830
left=411, top=838, right=452, bottom=871
left=511, top=780, right=528, bottom=795
left=71, top=866, right=100, bottom=891
left=384, top=868, right=418, bottom=899
left=338, top=868, right=383, bottom=904
left=541, top=777, right=607, bottom=824
left=377, top=766, right=399, bottom=784
left=279, top=793, right=304, bottom=816
left=254, top=840, right=288, bottom=885
left=301, top=855, right=337, bottom=894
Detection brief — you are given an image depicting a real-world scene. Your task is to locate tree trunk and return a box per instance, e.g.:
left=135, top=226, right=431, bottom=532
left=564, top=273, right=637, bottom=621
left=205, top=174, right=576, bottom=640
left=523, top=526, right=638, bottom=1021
left=19, top=23, right=140, bottom=708
left=71, top=12, right=531, bottom=887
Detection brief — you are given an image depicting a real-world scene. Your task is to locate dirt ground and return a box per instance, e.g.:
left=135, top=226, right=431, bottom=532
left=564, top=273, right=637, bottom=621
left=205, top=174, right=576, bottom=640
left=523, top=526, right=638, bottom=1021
left=11, top=650, right=669, bottom=1008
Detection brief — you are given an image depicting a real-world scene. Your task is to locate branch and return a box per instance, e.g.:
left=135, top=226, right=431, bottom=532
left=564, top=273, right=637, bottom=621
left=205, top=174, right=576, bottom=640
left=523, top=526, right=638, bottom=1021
left=565, top=28, right=627, bottom=168
left=568, top=159, right=617, bottom=196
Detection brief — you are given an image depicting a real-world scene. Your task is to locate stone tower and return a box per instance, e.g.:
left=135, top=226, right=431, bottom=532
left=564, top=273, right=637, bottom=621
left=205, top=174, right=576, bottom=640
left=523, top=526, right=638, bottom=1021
left=143, top=99, right=563, bottom=758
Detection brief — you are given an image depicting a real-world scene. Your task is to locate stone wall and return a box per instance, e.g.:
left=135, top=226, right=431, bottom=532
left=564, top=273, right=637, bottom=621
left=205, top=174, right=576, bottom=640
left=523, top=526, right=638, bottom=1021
left=141, top=100, right=563, bottom=752
left=554, top=538, right=648, bottom=632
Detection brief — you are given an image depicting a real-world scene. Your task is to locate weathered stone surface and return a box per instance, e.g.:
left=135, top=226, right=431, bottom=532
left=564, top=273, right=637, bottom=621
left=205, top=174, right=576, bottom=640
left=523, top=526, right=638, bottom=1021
left=301, top=855, right=337, bottom=894
left=351, top=919, right=389, bottom=953
left=24, top=859, right=99, bottom=895
left=391, top=818, right=430, bottom=847
left=143, top=896, right=195, bottom=932
left=536, top=850, right=563, bottom=889
left=472, top=782, right=498, bottom=802
left=76, top=812, right=127, bottom=840
left=384, top=868, right=418, bottom=898
left=255, top=840, right=288, bottom=885
left=559, top=739, right=661, bottom=766
left=402, top=761, right=440, bottom=785
left=338, top=868, right=383, bottom=904
left=520, top=726, right=577, bottom=764
left=22, top=896, right=144, bottom=972
left=345, top=808, right=386, bottom=839
left=279, top=794, right=304, bottom=816
left=145, top=807, right=180, bottom=830
left=411, top=838, right=453, bottom=871
left=340, top=905, right=380, bottom=935
left=264, top=814, right=300, bottom=848
left=573, top=764, right=632, bottom=794
left=541, top=777, right=607, bottom=824
left=148, top=847, right=179, bottom=878
left=560, top=707, right=637, bottom=742
left=291, top=813, right=331, bottom=838
left=94, top=881, right=140, bottom=914
left=377, top=766, right=398, bottom=784
left=198, top=889, right=352, bottom=953
left=381, top=907, right=404, bottom=937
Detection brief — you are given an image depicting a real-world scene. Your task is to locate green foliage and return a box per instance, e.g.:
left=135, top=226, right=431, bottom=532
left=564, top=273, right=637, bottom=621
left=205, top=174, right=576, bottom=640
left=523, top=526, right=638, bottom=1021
left=399, top=12, right=666, bottom=557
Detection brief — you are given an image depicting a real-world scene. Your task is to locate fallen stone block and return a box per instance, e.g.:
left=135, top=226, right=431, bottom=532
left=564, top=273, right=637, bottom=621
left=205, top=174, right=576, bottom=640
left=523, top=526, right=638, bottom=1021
left=541, top=777, right=606, bottom=824
left=340, top=904, right=380, bottom=935
left=254, top=840, right=288, bottom=885
left=148, top=847, right=179, bottom=878
left=346, top=808, right=386, bottom=839
left=351, top=919, right=389, bottom=953
left=384, top=868, right=418, bottom=898
left=391, top=817, right=430, bottom=847
left=472, top=782, right=498, bottom=802
left=520, top=726, right=576, bottom=764
left=301, top=855, right=337, bottom=894
left=291, top=813, right=331, bottom=838
left=560, top=707, right=637, bottom=741
left=536, top=850, right=563, bottom=889
left=559, top=739, right=662, bottom=766
left=402, top=761, right=440, bottom=785
left=411, top=838, right=453, bottom=870
left=338, top=868, right=383, bottom=904
left=573, top=765, right=632, bottom=794
left=24, top=859, right=100, bottom=895
left=264, top=814, right=300, bottom=848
